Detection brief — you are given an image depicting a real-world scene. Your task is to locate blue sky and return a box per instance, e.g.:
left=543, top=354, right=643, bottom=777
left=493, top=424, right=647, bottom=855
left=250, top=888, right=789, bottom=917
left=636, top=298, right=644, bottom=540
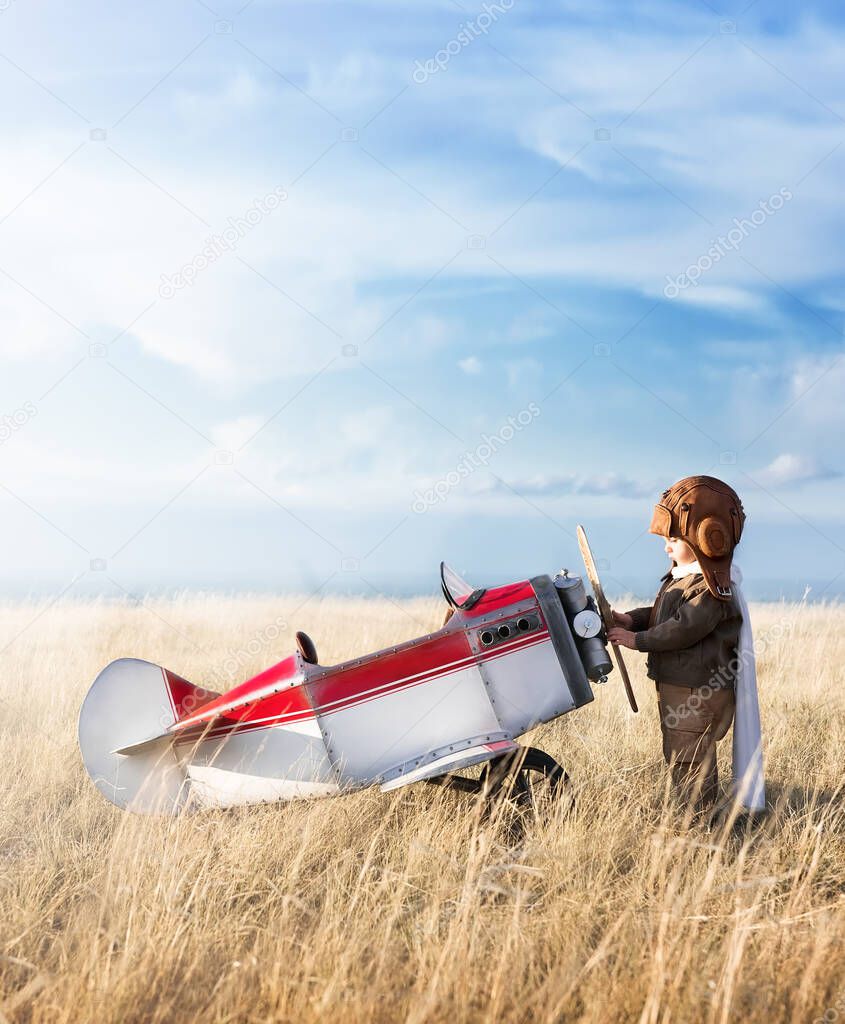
left=1, top=0, right=844, bottom=603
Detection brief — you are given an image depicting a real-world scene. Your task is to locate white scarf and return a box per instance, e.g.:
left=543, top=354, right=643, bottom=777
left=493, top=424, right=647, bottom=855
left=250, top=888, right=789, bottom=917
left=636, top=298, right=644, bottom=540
left=668, top=560, right=766, bottom=812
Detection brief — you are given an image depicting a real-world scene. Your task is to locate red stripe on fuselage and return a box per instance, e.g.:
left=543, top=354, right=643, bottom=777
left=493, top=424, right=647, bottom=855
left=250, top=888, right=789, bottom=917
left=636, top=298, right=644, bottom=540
left=173, top=628, right=550, bottom=746
left=308, top=630, right=471, bottom=712
left=179, top=654, right=303, bottom=726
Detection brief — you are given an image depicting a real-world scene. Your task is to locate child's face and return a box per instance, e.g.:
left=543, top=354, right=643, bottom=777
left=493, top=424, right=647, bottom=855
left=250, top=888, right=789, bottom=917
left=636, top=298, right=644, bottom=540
left=664, top=535, right=696, bottom=565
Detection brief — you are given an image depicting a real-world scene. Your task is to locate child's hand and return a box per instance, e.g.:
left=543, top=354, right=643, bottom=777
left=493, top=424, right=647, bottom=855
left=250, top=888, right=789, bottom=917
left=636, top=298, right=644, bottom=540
left=607, top=626, right=636, bottom=649
left=612, top=609, right=633, bottom=628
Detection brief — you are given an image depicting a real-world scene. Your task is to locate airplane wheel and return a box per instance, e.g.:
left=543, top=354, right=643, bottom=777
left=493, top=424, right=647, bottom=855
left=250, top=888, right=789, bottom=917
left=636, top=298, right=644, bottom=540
left=480, top=746, right=570, bottom=810
left=427, top=746, right=571, bottom=814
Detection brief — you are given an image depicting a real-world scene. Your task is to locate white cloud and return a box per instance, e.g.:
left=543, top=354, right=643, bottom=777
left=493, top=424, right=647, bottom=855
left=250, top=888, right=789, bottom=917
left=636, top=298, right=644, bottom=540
left=0, top=138, right=468, bottom=389
left=735, top=346, right=845, bottom=455
left=753, top=452, right=840, bottom=488
left=173, top=71, right=268, bottom=119
left=787, top=349, right=845, bottom=428
left=210, top=415, right=266, bottom=451
left=339, top=405, right=395, bottom=446
left=506, top=314, right=554, bottom=343
left=672, top=286, right=765, bottom=313
left=505, top=357, right=542, bottom=389
left=458, top=356, right=482, bottom=374
left=4, top=8, right=845, bottom=387
left=481, top=472, right=657, bottom=499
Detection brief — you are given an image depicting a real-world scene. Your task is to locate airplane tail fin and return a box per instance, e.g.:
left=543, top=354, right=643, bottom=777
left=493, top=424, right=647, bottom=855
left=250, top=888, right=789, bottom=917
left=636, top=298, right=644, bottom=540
left=78, top=659, right=219, bottom=814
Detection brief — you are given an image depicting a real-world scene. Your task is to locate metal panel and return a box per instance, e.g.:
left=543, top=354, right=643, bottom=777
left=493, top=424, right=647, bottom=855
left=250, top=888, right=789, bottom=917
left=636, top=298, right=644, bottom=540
left=184, top=722, right=336, bottom=789
left=187, top=765, right=339, bottom=808
left=378, top=732, right=512, bottom=788
left=479, top=638, right=577, bottom=735
left=317, top=665, right=502, bottom=785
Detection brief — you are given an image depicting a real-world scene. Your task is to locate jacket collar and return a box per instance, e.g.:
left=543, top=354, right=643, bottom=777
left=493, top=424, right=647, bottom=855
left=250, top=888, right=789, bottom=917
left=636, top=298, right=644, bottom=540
left=671, top=559, right=703, bottom=579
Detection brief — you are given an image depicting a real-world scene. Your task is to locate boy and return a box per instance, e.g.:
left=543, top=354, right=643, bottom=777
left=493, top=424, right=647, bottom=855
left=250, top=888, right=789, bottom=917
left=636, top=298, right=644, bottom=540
left=607, top=476, right=745, bottom=810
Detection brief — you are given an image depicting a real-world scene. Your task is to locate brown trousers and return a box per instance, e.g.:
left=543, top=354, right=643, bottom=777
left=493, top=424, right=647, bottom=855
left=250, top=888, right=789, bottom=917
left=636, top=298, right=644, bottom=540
left=657, top=682, right=735, bottom=808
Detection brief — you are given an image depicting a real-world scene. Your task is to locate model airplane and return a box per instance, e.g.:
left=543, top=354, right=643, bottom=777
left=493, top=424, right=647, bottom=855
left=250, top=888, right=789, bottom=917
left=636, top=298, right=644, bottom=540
left=79, top=529, right=635, bottom=814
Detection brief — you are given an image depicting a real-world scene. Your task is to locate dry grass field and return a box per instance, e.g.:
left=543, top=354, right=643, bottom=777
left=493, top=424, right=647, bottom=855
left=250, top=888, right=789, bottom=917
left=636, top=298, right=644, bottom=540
left=1, top=591, right=843, bottom=1023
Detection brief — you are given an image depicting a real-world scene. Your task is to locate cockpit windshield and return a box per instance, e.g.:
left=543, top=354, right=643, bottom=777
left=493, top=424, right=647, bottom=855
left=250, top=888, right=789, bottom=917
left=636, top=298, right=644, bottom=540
left=440, top=562, right=486, bottom=610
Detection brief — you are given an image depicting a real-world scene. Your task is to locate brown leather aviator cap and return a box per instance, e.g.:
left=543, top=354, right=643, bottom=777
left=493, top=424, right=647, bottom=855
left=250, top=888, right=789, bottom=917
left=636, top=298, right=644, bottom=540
left=648, top=476, right=746, bottom=600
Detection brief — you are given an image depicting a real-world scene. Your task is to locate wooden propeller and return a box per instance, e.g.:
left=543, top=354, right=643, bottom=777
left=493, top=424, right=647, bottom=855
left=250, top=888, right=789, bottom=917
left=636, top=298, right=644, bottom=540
left=576, top=524, right=638, bottom=713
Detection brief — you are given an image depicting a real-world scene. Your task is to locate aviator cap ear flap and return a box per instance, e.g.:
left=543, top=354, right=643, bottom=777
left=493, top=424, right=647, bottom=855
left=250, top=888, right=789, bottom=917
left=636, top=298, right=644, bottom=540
left=696, top=515, right=731, bottom=558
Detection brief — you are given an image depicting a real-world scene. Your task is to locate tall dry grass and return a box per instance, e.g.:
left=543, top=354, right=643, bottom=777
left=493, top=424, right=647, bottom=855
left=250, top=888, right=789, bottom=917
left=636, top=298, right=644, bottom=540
left=0, top=592, right=843, bottom=1023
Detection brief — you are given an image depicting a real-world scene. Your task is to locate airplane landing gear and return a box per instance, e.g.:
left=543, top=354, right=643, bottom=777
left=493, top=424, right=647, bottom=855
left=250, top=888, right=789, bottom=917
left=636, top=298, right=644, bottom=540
left=427, top=745, right=571, bottom=814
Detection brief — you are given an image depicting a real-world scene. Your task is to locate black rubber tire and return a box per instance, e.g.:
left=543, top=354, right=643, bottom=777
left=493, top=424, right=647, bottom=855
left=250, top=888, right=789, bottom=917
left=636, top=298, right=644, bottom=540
left=427, top=746, right=570, bottom=812
left=480, top=746, right=569, bottom=808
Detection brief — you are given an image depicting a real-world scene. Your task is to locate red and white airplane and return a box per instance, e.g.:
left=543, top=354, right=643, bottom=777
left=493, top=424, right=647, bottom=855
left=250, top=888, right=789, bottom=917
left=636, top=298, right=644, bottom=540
left=79, top=533, right=635, bottom=815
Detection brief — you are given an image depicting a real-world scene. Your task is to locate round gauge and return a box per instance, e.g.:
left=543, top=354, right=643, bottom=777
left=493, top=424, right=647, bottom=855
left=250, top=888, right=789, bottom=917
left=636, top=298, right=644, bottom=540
left=572, top=608, right=603, bottom=639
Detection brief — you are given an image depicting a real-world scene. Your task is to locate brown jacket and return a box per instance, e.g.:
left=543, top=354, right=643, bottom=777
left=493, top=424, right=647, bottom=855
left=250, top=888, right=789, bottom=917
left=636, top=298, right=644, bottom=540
left=627, top=572, right=741, bottom=689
